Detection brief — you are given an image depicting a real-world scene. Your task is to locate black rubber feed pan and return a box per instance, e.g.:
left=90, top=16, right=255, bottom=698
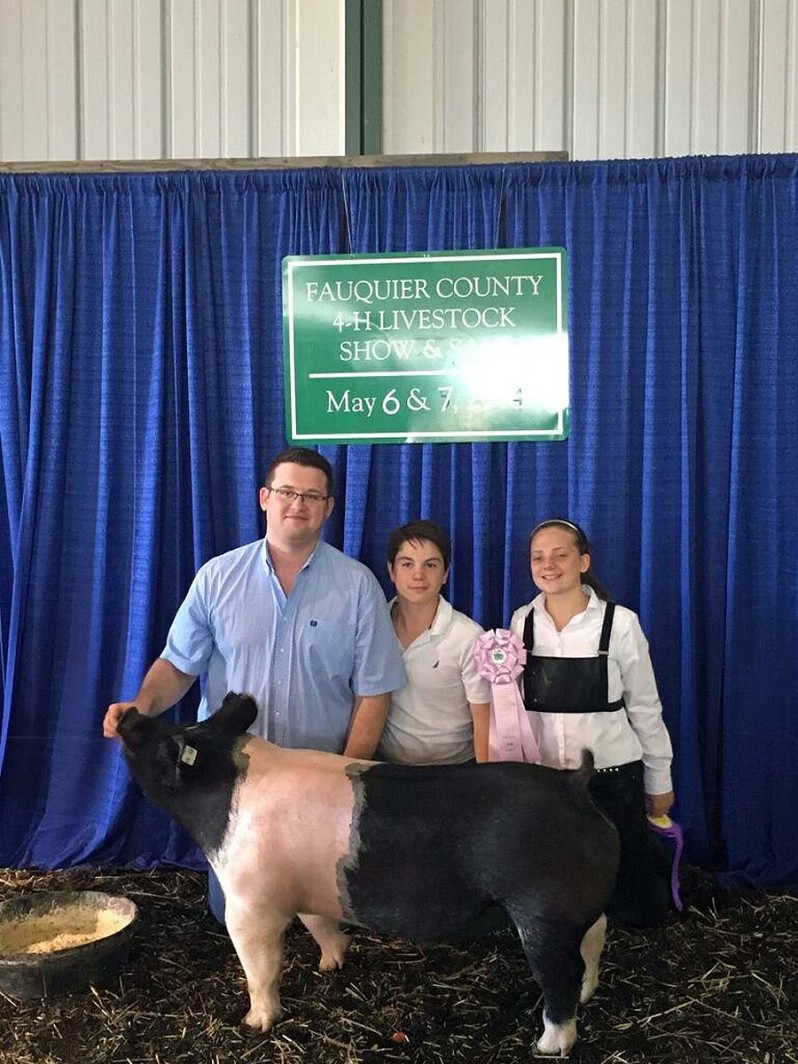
left=0, top=890, right=138, bottom=999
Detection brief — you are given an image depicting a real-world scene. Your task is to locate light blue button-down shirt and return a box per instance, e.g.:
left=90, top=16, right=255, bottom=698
left=162, top=538, right=406, bottom=752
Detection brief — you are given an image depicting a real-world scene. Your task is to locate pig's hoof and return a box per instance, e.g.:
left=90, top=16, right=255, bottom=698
left=242, top=1002, right=282, bottom=1032
left=318, top=933, right=350, bottom=972
left=536, top=1016, right=577, bottom=1056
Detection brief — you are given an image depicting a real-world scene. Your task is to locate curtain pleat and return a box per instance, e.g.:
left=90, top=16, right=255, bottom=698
left=1, top=158, right=796, bottom=887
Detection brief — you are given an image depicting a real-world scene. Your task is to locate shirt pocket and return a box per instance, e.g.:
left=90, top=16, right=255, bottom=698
left=298, top=617, right=356, bottom=683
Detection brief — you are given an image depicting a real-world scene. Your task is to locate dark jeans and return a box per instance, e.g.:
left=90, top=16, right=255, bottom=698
left=588, top=760, right=671, bottom=927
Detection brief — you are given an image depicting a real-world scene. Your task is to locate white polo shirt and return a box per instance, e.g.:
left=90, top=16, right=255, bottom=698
left=380, top=596, right=490, bottom=765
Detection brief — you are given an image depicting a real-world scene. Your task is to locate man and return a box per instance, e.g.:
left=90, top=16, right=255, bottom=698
left=104, top=447, right=406, bottom=917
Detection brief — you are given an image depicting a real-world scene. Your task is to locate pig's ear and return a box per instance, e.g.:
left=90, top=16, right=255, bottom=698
left=212, top=692, right=258, bottom=735
left=117, top=708, right=157, bottom=748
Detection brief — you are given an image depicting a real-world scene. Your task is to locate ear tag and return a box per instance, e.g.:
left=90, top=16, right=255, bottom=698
left=180, top=744, right=198, bottom=766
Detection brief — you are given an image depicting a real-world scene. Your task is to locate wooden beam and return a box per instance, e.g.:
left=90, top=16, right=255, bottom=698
left=0, top=151, right=568, bottom=175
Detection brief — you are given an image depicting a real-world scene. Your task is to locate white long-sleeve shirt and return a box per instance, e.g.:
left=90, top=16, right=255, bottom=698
left=510, top=587, right=673, bottom=795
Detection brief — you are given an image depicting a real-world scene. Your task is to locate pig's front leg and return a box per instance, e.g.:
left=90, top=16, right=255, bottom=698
left=298, top=913, right=350, bottom=971
left=225, top=902, right=292, bottom=1031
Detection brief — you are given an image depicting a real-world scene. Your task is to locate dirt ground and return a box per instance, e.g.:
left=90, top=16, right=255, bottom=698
left=0, top=865, right=796, bottom=1064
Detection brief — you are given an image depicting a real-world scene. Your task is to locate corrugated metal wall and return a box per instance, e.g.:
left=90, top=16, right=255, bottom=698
left=0, top=0, right=346, bottom=161
left=383, top=0, right=798, bottom=159
left=1, top=0, right=797, bottom=163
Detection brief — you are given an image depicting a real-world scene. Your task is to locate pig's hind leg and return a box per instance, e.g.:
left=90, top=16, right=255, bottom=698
left=579, top=913, right=607, bottom=1004
left=225, top=902, right=292, bottom=1031
left=298, top=913, right=350, bottom=971
left=508, top=907, right=585, bottom=1057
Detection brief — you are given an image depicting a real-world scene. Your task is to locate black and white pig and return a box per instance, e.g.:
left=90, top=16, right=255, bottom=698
left=117, top=692, right=619, bottom=1056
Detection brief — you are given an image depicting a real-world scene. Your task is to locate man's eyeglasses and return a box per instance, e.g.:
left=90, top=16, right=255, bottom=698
left=268, top=486, right=330, bottom=505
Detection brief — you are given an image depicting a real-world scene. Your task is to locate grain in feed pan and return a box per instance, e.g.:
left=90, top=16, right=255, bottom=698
left=0, top=890, right=138, bottom=999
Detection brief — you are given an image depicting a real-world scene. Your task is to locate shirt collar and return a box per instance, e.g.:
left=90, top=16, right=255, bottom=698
left=429, top=595, right=453, bottom=633
left=532, top=584, right=599, bottom=616
left=262, top=536, right=324, bottom=574
left=388, top=594, right=452, bottom=642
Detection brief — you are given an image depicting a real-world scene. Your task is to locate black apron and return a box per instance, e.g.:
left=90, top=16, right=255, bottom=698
left=521, top=602, right=625, bottom=714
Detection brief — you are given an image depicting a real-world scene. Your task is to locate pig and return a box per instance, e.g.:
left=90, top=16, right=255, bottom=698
left=117, top=692, right=619, bottom=1056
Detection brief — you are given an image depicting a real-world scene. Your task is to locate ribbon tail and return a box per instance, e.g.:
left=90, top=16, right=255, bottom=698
left=649, top=820, right=685, bottom=912
left=489, top=684, right=540, bottom=764
left=669, top=825, right=684, bottom=911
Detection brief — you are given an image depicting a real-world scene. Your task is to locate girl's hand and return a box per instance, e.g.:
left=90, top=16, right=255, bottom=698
left=645, top=790, right=675, bottom=819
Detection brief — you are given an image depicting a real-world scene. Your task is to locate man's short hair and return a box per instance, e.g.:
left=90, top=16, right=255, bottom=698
left=263, top=448, right=334, bottom=497
left=387, top=520, right=451, bottom=571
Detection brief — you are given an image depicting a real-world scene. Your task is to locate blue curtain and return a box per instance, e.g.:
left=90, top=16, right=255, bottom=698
left=1, top=156, right=796, bottom=888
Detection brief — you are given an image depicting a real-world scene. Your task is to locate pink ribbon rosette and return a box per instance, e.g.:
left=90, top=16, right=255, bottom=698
left=474, top=629, right=541, bottom=764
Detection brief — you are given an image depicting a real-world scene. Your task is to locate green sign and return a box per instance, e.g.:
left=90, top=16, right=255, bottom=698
left=283, top=247, right=569, bottom=444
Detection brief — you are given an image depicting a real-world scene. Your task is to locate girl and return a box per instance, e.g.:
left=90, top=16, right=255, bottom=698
left=511, top=518, right=675, bottom=926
